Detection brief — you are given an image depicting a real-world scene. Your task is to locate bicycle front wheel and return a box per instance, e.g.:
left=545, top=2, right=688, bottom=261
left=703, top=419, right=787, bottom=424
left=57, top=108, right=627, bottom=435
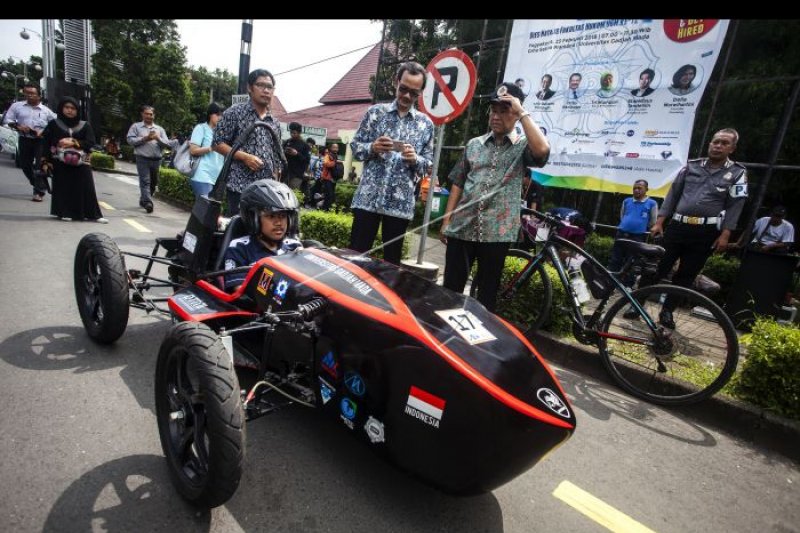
left=598, top=284, right=739, bottom=406
left=475, top=249, right=552, bottom=336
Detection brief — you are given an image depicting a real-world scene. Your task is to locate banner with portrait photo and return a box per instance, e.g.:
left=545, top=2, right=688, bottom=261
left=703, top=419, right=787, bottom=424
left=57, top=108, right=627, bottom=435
left=505, top=19, right=729, bottom=197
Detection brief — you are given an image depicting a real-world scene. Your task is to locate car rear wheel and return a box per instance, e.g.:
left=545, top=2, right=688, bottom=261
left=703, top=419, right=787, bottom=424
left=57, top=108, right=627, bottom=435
left=74, top=233, right=130, bottom=343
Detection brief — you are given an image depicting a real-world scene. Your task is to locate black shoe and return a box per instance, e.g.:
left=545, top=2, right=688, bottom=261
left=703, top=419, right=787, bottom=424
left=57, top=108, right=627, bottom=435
left=623, top=308, right=640, bottom=320
left=142, top=201, right=154, bottom=214
left=659, top=309, right=675, bottom=329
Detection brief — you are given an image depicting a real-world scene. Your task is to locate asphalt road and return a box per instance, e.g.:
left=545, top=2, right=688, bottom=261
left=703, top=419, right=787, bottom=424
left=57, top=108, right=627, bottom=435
left=0, top=155, right=797, bottom=533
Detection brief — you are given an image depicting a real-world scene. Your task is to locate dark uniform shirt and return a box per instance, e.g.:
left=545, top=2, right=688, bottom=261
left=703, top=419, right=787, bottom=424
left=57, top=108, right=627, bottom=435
left=658, top=158, right=748, bottom=231
left=223, top=235, right=302, bottom=290
left=213, top=101, right=282, bottom=193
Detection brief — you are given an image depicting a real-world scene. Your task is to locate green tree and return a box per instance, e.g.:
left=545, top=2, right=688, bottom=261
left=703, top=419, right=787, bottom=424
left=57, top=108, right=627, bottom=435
left=186, top=66, right=237, bottom=127
left=91, top=20, right=192, bottom=140
left=1, top=55, right=44, bottom=111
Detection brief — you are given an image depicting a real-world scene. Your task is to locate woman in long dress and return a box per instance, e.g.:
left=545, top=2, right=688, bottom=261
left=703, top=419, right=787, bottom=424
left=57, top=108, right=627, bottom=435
left=42, top=97, right=107, bottom=223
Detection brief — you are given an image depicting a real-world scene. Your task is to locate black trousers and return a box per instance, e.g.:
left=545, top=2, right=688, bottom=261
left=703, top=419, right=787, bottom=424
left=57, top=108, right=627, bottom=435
left=607, top=230, right=648, bottom=287
left=657, top=223, right=718, bottom=311
left=443, top=238, right=511, bottom=312
left=18, top=137, right=47, bottom=195
left=349, top=208, right=409, bottom=265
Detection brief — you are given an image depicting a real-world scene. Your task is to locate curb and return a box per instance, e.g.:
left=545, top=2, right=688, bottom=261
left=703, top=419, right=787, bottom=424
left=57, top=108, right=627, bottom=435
left=531, top=330, right=800, bottom=463
left=98, top=167, right=139, bottom=178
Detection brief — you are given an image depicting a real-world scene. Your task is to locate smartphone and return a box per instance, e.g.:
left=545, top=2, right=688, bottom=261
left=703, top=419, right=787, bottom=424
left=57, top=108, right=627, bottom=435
left=391, top=140, right=407, bottom=152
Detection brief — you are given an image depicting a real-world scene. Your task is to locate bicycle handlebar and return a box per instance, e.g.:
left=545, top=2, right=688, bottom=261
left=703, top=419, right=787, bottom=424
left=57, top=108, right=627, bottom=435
left=521, top=207, right=567, bottom=230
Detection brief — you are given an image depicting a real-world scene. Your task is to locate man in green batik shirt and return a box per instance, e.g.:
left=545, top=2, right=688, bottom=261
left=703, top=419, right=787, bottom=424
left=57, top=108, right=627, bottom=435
left=439, top=82, right=550, bottom=312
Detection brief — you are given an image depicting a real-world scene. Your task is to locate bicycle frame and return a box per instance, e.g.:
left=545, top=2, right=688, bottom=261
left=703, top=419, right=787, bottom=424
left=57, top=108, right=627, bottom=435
left=512, top=224, right=661, bottom=347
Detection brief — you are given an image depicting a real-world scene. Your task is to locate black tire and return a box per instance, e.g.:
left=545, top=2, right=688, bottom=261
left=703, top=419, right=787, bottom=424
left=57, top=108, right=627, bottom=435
left=471, top=249, right=552, bottom=335
left=155, top=322, right=245, bottom=508
left=74, top=233, right=130, bottom=344
left=599, top=284, right=739, bottom=406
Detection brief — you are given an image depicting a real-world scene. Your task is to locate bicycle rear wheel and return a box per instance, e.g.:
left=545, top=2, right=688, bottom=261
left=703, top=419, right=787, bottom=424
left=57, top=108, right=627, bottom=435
left=471, top=249, right=552, bottom=335
left=598, top=284, right=739, bottom=406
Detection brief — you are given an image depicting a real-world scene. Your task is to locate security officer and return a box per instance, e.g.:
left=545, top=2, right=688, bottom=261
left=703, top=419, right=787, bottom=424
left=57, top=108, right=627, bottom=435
left=649, top=128, right=747, bottom=328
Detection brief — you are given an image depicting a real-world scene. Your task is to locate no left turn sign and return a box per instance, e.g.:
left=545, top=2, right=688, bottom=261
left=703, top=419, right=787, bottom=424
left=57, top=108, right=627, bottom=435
left=418, top=49, right=477, bottom=126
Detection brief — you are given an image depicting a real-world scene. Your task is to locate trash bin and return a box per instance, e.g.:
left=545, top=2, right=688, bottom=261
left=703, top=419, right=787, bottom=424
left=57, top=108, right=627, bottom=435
left=429, top=187, right=450, bottom=221
left=725, top=250, right=799, bottom=328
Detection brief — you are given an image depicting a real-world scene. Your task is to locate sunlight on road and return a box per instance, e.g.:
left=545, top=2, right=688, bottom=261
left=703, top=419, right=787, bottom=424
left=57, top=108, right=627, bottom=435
left=553, top=480, right=657, bottom=533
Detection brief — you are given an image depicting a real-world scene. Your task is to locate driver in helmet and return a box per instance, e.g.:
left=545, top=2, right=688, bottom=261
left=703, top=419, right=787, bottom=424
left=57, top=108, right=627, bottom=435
left=223, top=179, right=302, bottom=291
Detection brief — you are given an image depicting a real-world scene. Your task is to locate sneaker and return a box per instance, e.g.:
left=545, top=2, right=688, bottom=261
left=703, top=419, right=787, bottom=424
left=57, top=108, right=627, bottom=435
left=95, top=217, right=109, bottom=224
left=60, top=217, right=72, bottom=222
left=659, top=309, right=676, bottom=329
left=32, top=194, right=43, bottom=202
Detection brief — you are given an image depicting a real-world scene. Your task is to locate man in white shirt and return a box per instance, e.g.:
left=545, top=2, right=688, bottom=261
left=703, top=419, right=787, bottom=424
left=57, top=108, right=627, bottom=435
left=750, top=206, right=794, bottom=254
left=1, top=83, right=56, bottom=201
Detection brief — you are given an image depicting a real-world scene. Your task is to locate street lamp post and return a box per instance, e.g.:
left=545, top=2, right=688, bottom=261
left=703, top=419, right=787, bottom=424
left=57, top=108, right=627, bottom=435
left=20, top=23, right=64, bottom=81
left=2, top=57, right=42, bottom=101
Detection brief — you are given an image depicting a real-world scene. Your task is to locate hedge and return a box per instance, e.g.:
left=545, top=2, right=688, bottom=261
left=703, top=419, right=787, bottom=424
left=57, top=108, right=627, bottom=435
left=731, top=318, right=800, bottom=419
left=584, top=233, right=614, bottom=266
left=120, top=145, right=134, bottom=162
left=300, top=209, right=409, bottom=260
left=90, top=152, right=115, bottom=170
left=492, top=260, right=572, bottom=336
left=701, top=254, right=740, bottom=305
left=157, top=168, right=195, bottom=207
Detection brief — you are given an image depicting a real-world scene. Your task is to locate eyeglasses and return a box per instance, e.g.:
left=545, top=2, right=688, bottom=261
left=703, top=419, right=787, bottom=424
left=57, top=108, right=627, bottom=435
left=397, top=84, right=422, bottom=97
left=253, top=82, right=274, bottom=91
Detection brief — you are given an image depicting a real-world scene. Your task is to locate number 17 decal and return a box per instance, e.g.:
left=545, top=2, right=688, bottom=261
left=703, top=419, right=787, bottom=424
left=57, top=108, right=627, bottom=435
left=435, top=309, right=497, bottom=345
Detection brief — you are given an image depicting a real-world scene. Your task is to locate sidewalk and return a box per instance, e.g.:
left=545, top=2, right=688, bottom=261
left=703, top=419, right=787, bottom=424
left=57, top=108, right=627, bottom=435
left=106, top=158, right=140, bottom=177
left=101, top=163, right=800, bottom=459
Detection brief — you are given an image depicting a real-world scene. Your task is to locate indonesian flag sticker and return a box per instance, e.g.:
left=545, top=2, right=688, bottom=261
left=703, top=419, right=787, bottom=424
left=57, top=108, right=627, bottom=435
left=404, top=386, right=446, bottom=429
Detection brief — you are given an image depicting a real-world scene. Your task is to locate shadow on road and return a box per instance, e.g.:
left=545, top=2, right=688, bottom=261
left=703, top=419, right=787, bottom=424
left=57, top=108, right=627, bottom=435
left=43, top=409, right=504, bottom=533
left=555, top=367, right=718, bottom=447
left=43, top=454, right=210, bottom=533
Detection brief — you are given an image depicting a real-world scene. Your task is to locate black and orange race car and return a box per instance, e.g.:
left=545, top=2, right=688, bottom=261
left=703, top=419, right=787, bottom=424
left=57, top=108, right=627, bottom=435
left=72, top=123, right=575, bottom=509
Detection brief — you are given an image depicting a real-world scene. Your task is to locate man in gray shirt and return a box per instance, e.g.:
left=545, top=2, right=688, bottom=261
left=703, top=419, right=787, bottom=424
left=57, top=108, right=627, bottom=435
left=649, top=128, right=748, bottom=328
left=2, top=83, right=56, bottom=201
left=126, top=105, right=176, bottom=213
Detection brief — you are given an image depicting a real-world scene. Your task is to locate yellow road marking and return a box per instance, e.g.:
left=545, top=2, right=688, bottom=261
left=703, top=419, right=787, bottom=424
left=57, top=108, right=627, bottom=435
left=123, top=218, right=152, bottom=233
left=553, top=480, right=657, bottom=533
left=98, top=201, right=114, bottom=210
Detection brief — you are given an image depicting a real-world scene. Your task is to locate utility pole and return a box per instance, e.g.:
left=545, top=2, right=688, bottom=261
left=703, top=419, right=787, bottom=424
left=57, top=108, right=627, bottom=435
left=237, top=20, right=253, bottom=94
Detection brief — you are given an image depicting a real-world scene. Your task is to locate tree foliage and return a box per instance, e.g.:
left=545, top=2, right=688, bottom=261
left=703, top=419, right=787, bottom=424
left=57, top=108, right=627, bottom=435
left=91, top=20, right=192, bottom=139
left=0, top=55, right=44, bottom=113
left=186, top=66, right=237, bottom=131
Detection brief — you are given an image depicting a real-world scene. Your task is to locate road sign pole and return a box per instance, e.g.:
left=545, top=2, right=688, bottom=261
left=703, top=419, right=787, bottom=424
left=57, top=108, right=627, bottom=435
left=416, top=125, right=446, bottom=264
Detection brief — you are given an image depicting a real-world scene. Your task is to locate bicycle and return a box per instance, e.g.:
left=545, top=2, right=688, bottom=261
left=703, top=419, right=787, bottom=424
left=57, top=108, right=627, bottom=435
left=472, top=207, right=739, bottom=406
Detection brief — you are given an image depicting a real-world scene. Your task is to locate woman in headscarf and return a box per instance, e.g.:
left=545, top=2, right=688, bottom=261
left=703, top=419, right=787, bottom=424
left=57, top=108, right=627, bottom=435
left=41, top=97, right=107, bottom=222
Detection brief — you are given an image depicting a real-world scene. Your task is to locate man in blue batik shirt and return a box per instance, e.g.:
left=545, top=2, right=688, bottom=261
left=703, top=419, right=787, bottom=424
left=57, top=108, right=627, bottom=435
left=348, top=61, right=434, bottom=265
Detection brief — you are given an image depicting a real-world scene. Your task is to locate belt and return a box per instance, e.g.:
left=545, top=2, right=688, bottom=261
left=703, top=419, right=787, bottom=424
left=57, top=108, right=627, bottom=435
left=673, top=213, right=718, bottom=225
left=137, top=155, right=162, bottom=161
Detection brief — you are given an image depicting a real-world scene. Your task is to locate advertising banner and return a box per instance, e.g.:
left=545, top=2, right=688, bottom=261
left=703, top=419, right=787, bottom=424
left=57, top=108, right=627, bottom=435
left=504, top=19, right=729, bottom=197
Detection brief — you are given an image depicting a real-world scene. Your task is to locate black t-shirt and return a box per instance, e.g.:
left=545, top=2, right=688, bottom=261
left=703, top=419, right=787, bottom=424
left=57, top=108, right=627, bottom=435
left=283, top=138, right=311, bottom=179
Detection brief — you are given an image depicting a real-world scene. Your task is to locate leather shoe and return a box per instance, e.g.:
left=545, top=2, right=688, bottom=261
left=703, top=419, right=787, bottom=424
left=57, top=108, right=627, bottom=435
left=659, top=309, right=675, bottom=329
left=140, top=200, right=154, bottom=213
